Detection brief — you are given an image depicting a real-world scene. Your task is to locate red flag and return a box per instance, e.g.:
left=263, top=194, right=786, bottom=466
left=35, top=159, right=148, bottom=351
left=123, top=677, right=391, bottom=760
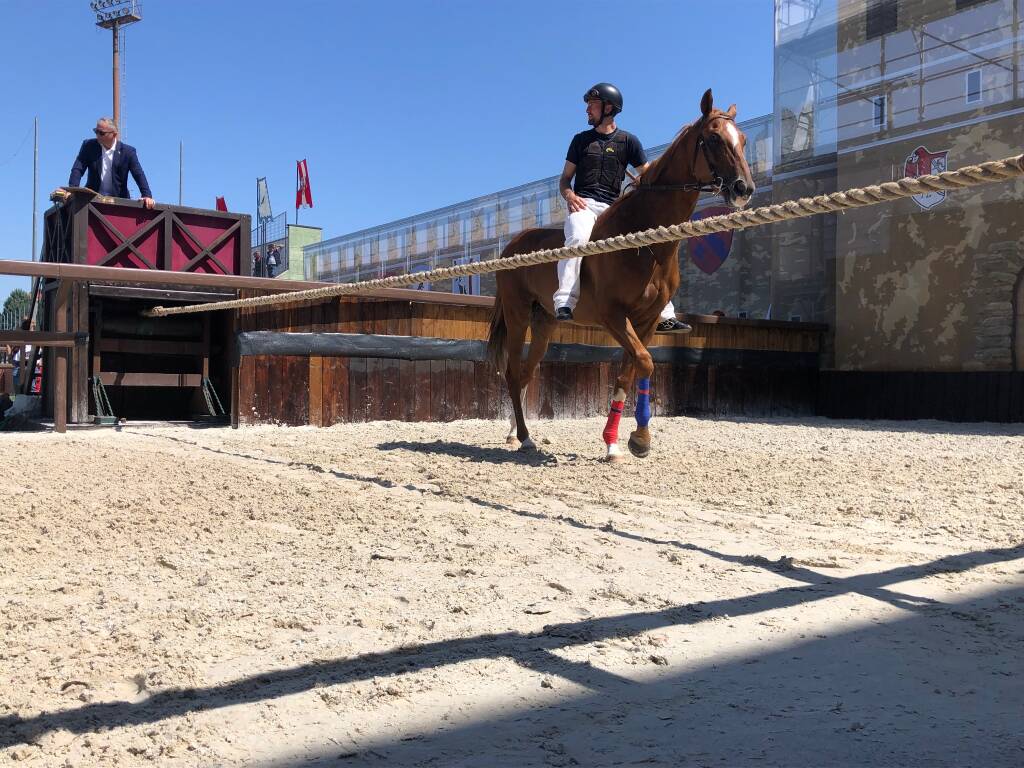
left=296, top=159, right=313, bottom=209
left=215, top=196, right=228, bottom=211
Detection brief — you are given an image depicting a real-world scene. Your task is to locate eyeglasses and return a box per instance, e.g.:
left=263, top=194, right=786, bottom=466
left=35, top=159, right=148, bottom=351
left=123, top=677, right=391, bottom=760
left=93, top=128, right=114, bottom=136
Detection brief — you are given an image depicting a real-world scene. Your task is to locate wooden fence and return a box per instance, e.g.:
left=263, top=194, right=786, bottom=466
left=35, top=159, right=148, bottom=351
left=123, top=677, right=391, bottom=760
left=236, top=293, right=824, bottom=426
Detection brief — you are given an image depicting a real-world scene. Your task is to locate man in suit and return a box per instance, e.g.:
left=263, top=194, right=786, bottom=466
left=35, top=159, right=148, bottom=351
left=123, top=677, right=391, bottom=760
left=65, top=117, right=154, bottom=209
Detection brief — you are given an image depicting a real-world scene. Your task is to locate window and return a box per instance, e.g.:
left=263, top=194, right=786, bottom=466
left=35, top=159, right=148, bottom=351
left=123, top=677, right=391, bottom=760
left=866, top=0, right=897, bottom=40
left=873, top=94, right=887, bottom=128
left=966, top=69, right=982, bottom=104
left=537, top=196, right=550, bottom=223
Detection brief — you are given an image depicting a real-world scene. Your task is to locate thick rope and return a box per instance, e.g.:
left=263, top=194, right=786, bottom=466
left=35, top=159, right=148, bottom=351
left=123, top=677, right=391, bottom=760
left=146, top=154, right=1024, bottom=318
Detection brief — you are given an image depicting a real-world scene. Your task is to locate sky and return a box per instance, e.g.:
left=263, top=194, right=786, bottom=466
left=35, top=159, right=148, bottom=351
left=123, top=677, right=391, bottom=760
left=0, top=0, right=774, bottom=301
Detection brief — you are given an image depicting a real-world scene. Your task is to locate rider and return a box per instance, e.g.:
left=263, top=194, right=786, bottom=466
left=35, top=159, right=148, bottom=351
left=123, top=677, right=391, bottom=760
left=554, top=82, right=691, bottom=333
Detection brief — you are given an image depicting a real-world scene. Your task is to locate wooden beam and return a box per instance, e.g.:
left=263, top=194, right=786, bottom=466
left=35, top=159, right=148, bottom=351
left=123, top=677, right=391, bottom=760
left=88, top=285, right=236, bottom=303
left=0, top=260, right=495, bottom=307
left=97, top=338, right=205, bottom=355
left=97, top=372, right=202, bottom=387
left=0, top=331, right=86, bottom=348
left=235, top=331, right=821, bottom=368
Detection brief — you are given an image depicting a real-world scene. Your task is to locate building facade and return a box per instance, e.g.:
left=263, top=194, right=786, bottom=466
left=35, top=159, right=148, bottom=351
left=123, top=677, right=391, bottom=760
left=302, top=115, right=774, bottom=311
left=303, top=0, right=1024, bottom=373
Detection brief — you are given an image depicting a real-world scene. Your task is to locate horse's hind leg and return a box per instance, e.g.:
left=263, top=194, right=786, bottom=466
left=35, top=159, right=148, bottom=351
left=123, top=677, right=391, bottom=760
left=503, top=319, right=535, bottom=450
left=508, top=308, right=556, bottom=450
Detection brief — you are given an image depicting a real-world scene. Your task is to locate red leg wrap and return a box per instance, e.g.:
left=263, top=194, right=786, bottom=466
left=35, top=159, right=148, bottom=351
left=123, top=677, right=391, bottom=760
left=603, top=400, right=625, bottom=446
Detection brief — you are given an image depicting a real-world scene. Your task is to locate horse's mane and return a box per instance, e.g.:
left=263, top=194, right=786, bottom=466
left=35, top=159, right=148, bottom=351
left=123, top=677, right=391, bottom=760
left=599, top=109, right=727, bottom=222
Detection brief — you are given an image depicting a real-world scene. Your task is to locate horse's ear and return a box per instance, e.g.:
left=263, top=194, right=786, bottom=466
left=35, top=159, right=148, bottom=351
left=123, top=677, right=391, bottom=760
left=701, top=89, right=713, bottom=117
left=726, top=104, right=737, bottom=119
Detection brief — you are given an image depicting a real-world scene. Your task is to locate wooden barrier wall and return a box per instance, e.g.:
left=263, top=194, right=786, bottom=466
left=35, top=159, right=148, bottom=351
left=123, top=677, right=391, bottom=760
left=819, top=370, right=1024, bottom=423
left=235, top=293, right=824, bottom=427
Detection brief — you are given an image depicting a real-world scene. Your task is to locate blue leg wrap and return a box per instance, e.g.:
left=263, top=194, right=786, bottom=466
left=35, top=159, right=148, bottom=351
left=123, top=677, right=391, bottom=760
left=635, top=377, right=651, bottom=428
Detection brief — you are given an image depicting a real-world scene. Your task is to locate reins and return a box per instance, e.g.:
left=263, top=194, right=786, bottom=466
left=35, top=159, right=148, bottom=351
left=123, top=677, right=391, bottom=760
left=628, top=115, right=734, bottom=196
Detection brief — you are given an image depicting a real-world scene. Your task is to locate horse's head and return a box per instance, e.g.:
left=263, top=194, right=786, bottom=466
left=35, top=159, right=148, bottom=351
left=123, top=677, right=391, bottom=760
left=692, top=89, right=755, bottom=209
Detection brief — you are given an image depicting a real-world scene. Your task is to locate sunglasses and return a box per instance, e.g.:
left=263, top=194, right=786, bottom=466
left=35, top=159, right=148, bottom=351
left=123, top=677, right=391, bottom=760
left=93, top=128, right=115, bottom=136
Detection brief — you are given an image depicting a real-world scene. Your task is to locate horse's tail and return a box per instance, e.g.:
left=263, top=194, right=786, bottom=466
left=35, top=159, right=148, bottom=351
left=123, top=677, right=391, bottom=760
left=487, top=291, right=508, bottom=373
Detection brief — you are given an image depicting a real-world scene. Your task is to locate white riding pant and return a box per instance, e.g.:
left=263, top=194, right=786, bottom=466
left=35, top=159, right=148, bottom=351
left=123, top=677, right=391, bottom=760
left=554, top=197, right=676, bottom=321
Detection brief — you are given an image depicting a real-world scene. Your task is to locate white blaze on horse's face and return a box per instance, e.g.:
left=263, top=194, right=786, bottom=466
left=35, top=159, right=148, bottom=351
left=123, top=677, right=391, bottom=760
left=715, top=120, right=754, bottom=210
left=723, top=121, right=741, bottom=151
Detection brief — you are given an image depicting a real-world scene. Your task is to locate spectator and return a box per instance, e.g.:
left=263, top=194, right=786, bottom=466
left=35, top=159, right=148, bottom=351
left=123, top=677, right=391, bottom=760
left=62, top=117, right=154, bottom=209
left=267, top=244, right=280, bottom=278
left=252, top=250, right=263, bottom=277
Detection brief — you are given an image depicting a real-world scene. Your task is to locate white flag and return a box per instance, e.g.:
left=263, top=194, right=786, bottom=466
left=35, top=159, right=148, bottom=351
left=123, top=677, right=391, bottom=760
left=257, top=177, right=273, bottom=221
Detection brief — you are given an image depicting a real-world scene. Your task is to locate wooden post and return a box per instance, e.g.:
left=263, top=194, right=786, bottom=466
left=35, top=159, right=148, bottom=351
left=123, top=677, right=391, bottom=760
left=229, top=310, right=239, bottom=428
left=70, top=282, right=89, bottom=422
left=53, top=280, right=72, bottom=433
left=202, top=314, right=211, bottom=379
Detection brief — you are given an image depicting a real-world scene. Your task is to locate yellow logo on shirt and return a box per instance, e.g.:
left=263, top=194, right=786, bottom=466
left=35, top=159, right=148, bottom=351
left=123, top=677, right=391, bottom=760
left=605, top=147, right=616, bottom=153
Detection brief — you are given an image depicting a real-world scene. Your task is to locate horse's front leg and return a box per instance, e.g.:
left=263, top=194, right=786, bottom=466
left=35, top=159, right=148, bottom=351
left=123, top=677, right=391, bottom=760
left=603, top=359, right=635, bottom=463
left=599, top=312, right=656, bottom=462
left=627, top=321, right=659, bottom=459
left=627, top=375, right=653, bottom=458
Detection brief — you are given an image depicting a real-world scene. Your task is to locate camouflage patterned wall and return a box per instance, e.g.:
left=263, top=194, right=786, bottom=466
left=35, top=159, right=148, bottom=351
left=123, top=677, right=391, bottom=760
left=835, top=119, right=1024, bottom=371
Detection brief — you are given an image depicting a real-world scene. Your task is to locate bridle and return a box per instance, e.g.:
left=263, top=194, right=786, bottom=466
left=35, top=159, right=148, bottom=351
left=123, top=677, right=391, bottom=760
left=630, top=115, right=737, bottom=196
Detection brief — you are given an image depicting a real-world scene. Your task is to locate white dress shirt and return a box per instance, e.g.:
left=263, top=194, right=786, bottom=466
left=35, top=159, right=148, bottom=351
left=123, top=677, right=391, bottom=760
left=98, top=139, right=118, bottom=196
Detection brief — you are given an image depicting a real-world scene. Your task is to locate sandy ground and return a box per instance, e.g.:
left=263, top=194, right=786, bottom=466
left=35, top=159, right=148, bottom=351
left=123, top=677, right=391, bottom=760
left=1, top=415, right=1023, bottom=767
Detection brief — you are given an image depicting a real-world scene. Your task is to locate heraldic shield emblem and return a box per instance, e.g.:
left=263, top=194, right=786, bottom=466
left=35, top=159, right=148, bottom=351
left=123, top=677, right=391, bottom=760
left=904, top=146, right=949, bottom=210
left=688, top=205, right=735, bottom=275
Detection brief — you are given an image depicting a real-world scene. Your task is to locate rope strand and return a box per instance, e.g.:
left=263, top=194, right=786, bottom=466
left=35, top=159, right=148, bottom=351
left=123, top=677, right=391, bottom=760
left=145, top=154, right=1024, bottom=318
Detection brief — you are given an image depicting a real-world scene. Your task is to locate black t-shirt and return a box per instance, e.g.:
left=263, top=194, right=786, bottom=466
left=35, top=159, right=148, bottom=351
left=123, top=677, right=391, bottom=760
left=566, top=128, right=647, bottom=205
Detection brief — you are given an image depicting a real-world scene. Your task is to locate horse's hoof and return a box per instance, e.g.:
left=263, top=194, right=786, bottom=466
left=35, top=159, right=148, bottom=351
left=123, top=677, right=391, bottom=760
left=605, top=444, right=626, bottom=464
left=505, top=435, right=518, bottom=445
left=519, top=437, right=536, bottom=451
left=628, top=435, right=651, bottom=459
left=622, top=430, right=647, bottom=460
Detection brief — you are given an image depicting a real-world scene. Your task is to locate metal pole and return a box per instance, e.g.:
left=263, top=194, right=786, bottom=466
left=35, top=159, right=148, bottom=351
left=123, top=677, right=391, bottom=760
left=31, top=117, right=38, bottom=261
left=178, top=141, right=183, bottom=205
left=112, top=21, right=120, bottom=127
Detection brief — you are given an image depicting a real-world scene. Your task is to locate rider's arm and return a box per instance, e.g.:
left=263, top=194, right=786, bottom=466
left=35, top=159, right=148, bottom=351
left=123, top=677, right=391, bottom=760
left=559, top=160, right=577, bottom=199
left=560, top=161, right=587, bottom=212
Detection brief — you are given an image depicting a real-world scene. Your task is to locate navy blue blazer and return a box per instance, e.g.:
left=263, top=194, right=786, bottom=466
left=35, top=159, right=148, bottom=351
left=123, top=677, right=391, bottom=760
left=68, top=139, right=153, bottom=200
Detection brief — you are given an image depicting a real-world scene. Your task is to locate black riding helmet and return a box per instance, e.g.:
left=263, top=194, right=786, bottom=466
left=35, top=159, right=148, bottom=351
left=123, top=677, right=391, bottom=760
left=584, top=82, right=623, bottom=117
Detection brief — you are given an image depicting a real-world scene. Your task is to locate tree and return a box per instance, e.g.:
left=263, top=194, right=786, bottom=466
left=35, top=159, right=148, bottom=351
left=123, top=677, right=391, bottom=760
left=3, top=289, right=30, bottom=319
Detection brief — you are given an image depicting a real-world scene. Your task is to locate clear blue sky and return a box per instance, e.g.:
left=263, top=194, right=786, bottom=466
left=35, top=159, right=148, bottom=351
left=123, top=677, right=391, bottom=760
left=0, top=0, right=774, bottom=301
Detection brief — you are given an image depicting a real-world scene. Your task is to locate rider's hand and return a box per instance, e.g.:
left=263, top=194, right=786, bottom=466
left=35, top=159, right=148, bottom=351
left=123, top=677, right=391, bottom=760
left=565, top=192, right=587, bottom=213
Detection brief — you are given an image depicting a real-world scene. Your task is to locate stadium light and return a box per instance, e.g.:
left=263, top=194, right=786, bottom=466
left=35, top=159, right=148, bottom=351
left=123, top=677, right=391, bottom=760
left=88, top=0, right=142, bottom=129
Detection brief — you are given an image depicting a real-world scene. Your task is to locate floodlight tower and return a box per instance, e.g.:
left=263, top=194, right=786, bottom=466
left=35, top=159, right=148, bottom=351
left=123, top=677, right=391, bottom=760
left=89, top=0, right=142, bottom=130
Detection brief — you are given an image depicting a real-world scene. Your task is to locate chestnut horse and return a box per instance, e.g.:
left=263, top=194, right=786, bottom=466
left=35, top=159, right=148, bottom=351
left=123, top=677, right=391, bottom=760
left=487, top=89, right=755, bottom=461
